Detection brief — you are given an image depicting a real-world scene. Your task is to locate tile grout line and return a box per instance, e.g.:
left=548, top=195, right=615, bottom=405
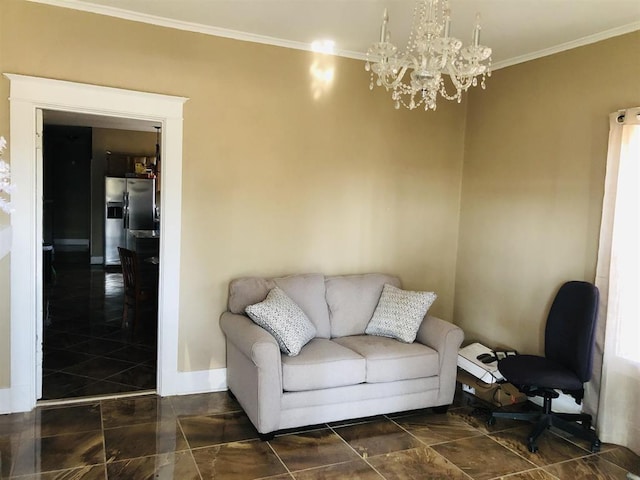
left=172, top=399, right=205, bottom=480
left=265, top=439, right=294, bottom=477
left=99, top=400, right=108, bottom=478
left=326, top=422, right=387, bottom=479
left=386, top=413, right=476, bottom=480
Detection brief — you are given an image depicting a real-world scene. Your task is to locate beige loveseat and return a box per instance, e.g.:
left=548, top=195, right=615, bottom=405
left=220, top=273, right=464, bottom=438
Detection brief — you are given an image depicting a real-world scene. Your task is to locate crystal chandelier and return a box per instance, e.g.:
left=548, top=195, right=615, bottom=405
left=365, top=0, right=492, bottom=111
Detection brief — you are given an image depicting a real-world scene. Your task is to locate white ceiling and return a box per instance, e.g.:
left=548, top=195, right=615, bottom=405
left=32, top=0, right=640, bottom=69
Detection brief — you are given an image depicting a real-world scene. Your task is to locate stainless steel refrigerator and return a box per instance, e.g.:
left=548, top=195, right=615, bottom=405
left=104, top=177, right=156, bottom=265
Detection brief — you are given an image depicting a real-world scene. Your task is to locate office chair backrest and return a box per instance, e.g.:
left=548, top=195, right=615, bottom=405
left=545, top=281, right=599, bottom=383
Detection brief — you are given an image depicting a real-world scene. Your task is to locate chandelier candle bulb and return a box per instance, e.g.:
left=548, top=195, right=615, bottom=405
left=380, top=9, right=389, bottom=43
left=444, top=10, right=451, bottom=38
left=473, top=14, right=481, bottom=46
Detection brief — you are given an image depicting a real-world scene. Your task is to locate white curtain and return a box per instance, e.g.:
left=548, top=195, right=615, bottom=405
left=588, top=107, right=640, bottom=455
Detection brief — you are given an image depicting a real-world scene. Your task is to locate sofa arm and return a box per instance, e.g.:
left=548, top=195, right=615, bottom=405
left=416, top=315, right=464, bottom=406
left=220, top=312, right=283, bottom=433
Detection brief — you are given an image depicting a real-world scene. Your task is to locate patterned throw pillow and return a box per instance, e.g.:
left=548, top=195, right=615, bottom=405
left=365, top=284, right=437, bottom=343
left=246, top=287, right=317, bottom=356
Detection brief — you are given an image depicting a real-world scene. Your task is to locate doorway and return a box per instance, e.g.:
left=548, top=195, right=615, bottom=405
left=41, top=121, right=159, bottom=400
left=6, top=74, right=187, bottom=413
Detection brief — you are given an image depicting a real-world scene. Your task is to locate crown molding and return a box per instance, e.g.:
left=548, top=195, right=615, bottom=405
left=26, top=0, right=367, bottom=60
left=26, top=0, right=640, bottom=68
left=491, top=21, right=640, bottom=71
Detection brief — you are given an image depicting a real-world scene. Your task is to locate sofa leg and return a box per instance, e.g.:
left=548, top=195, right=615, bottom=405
left=432, top=405, right=449, bottom=414
left=259, top=432, right=275, bottom=441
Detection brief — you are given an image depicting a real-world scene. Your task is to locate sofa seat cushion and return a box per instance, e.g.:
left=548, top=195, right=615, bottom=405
left=282, top=339, right=366, bottom=392
left=333, top=335, right=439, bottom=383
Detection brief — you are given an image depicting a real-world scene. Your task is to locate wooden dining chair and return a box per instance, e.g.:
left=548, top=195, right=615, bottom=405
left=118, top=247, right=156, bottom=337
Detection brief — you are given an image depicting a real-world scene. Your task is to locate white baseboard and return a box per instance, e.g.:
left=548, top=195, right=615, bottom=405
left=0, top=387, right=12, bottom=414
left=0, top=383, right=33, bottom=414
left=169, top=368, right=228, bottom=396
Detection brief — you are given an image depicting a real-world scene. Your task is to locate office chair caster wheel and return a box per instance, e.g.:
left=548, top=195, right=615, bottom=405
left=527, top=441, right=538, bottom=453
left=486, top=416, right=496, bottom=426
left=590, top=440, right=601, bottom=453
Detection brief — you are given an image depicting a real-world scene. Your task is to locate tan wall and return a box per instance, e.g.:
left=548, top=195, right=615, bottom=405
left=455, top=32, right=640, bottom=355
left=90, top=128, right=157, bottom=258
left=0, top=0, right=465, bottom=380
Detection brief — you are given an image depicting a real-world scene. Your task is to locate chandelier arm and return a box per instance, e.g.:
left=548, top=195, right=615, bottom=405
left=390, top=65, right=410, bottom=89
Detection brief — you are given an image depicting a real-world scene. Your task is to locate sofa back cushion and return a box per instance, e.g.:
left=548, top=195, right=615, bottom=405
left=326, top=273, right=401, bottom=338
left=228, top=273, right=331, bottom=338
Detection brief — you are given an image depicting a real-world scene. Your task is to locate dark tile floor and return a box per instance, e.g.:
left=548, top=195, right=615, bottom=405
left=0, top=389, right=638, bottom=479
left=42, top=251, right=157, bottom=400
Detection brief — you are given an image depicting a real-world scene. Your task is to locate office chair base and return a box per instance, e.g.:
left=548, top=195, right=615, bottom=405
left=491, top=410, right=601, bottom=453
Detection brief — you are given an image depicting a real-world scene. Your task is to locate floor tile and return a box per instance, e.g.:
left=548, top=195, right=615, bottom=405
left=42, top=332, right=91, bottom=350
left=598, top=446, right=640, bottom=475
left=494, top=469, right=561, bottom=480
left=11, top=464, right=107, bottom=479
left=66, top=339, right=127, bottom=357
left=43, top=349, right=98, bottom=371
left=43, top=252, right=157, bottom=401
left=548, top=426, right=616, bottom=454
left=269, top=428, right=359, bottom=471
left=22, top=404, right=103, bottom=439
left=191, top=440, right=287, bottom=479
left=170, top=391, right=241, bottom=417
left=63, top=357, right=136, bottom=380
left=333, top=418, right=422, bottom=459
left=103, top=419, right=188, bottom=462
left=0, top=410, right=38, bottom=436
left=450, top=405, right=529, bottom=434
left=0, top=433, right=21, bottom=478
left=101, top=395, right=174, bottom=429
left=180, top=411, right=258, bottom=448
left=103, top=345, right=156, bottom=364
left=431, top=435, right=536, bottom=480
left=105, top=451, right=200, bottom=479
left=393, top=409, right=482, bottom=445
left=367, top=446, right=468, bottom=480
left=67, top=380, right=143, bottom=398
left=543, top=454, right=629, bottom=479
left=490, top=425, right=591, bottom=466
left=41, top=372, right=95, bottom=400
left=104, top=364, right=156, bottom=390
left=291, top=459, right=382, bottom=480
left=12, top=430, right=105, bottom=475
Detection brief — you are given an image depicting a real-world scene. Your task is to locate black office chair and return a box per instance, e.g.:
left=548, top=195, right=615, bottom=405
left=489, top=281, right=601, bottom=453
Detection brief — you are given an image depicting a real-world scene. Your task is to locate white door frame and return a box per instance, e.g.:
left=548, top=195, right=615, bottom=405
left=5, top=74, right=188, bottom=412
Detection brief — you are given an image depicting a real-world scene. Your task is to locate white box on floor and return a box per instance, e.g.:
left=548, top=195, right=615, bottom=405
left=457, top=342, right=504, bottom=384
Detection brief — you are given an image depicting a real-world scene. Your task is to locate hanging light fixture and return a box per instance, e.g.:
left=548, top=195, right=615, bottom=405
left=365, top=0, right=492, bottom=111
